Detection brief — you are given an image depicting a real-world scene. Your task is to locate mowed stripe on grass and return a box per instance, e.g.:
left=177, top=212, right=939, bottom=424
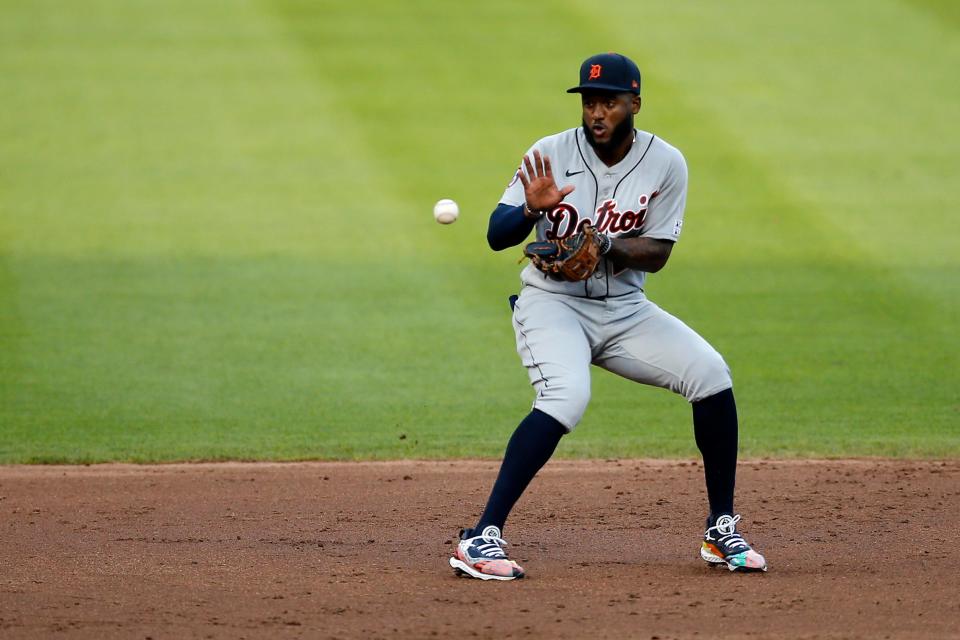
left=0, top=1, right=957, bottom=461
left=272, top=0, right=960, bottom=457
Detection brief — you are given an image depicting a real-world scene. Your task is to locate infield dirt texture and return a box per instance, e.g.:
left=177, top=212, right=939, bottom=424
left=2, top=0, right=959, bottom=638
left=2, top=460, right=959, bottom=638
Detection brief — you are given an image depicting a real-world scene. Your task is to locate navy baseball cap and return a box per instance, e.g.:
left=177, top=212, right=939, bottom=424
left=567, top=53, right=641, bottom=95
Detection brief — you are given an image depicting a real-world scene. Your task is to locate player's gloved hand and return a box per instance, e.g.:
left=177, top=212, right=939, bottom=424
left=523, top=223, right=609, bottom=282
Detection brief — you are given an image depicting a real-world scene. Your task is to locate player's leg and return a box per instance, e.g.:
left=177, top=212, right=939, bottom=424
left=688, top=388, right=765, bottom=570
left=594, top=297, right=767, bottom=572
left=692, top=388, right=737, bottom=518
left=450, top=407, right=567, bottom=580
left=477, top=287, right=594, bottom=531
left=471, top=409, right=566, bottom=536
left=451, top=288, right=593, bottom=580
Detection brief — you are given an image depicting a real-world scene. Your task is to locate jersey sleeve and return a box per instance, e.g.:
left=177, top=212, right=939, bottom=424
left=499, top=164, right=526, bottom=207
left=641, top=146, right=688, bottom=242
left=499, top=139, right=547, bottom=206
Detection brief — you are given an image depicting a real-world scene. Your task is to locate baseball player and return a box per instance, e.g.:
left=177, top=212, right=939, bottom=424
left=449, top=53, right=768, bottom=580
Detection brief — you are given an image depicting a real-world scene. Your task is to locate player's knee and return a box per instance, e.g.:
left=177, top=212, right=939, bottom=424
left=536, top=382, right=591, bottom=431
left=682, top=351, right=732, bottom=402
left=564, top=385, right=592, bottom=423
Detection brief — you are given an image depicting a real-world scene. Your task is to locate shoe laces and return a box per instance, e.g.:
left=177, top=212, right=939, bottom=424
left=707, top=514, right=749, bottom=552
left=468, top=533, right=509, bottom=559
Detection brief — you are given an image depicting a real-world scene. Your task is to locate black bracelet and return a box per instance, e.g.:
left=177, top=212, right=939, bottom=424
left=598, top=233, right=613, bottom=255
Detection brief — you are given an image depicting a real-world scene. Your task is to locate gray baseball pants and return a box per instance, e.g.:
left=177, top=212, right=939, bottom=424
left=512, top=285, right=732, bottom=431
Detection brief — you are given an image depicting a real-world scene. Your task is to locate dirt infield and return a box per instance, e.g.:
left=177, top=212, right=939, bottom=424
left=1, top=459, right=957, bottom=639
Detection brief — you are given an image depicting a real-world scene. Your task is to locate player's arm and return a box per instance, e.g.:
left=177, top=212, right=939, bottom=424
left=605, top=237, right=674, bottom=273
left=488, top=149, right=574, bottom=251
left=487, top=203, right=539, bottom=251
left=606, top=144, right=685, bottom=272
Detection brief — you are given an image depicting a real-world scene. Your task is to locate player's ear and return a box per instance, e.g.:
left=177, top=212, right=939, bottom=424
left=633, top=95, right=642, bottom=114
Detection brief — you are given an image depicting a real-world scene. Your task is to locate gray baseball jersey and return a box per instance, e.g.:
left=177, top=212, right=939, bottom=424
left=501, top=127, right=687, bottom=298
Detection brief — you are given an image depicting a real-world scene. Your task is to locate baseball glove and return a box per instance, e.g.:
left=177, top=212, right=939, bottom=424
left=523, top=223, right=603, bottom=281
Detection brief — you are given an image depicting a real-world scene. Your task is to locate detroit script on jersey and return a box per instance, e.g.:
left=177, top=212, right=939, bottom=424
left=500, top=127, right=688, bottom=298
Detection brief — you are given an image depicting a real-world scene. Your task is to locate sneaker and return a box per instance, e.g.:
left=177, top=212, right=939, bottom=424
left=449, top=525, right=525, bottom=581
left=700, top=513, right=768, bottom=572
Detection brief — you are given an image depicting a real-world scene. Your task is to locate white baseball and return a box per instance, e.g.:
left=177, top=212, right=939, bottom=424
left=433, top=198, right=459, bottom=224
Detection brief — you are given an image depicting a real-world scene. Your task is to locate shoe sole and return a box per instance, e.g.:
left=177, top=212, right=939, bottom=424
left=700, top=546, right=768, bottom=573
left=449, top=557, right=523, bottom=581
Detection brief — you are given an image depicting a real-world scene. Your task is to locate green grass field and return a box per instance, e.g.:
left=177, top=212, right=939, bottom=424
left=1, top=0, right=957, bottom=462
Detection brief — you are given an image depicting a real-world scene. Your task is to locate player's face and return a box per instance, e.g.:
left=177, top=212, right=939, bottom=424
left=581, top=91, right=640, bottom=150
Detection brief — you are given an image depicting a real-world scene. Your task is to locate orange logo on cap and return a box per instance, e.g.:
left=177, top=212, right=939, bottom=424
left=632, top=80, right=639, bottom=89
left=588, top=64, right=602, bottom=80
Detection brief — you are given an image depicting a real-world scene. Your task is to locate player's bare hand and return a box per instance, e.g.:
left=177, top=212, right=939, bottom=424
left=518, top=150, right=575, bottom=212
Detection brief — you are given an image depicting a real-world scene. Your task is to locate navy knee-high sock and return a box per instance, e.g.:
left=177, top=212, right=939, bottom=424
left=692, top=388, right=739, bottom=518
left=475, top=409, right=566, bottom=533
